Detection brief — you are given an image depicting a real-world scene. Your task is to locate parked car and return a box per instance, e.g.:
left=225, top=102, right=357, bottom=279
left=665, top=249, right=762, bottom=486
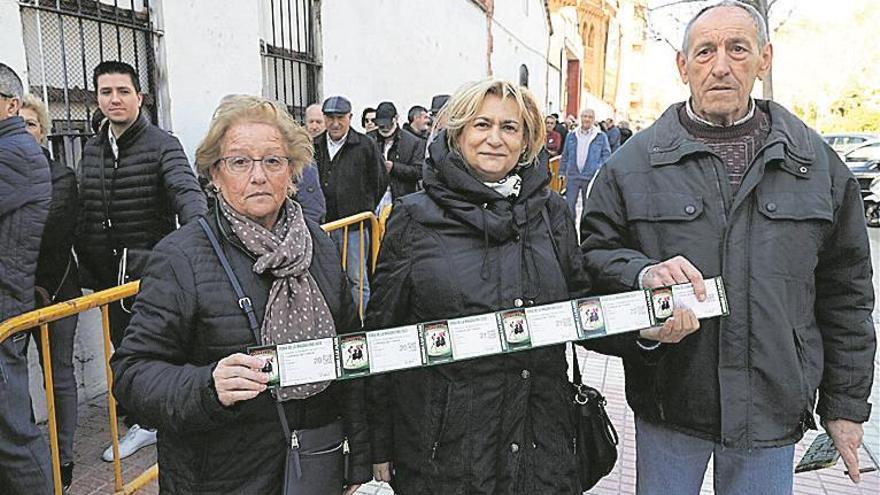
left=823, top=133, right=879, bottom=153
left=843, top=140, right=880, bottom=227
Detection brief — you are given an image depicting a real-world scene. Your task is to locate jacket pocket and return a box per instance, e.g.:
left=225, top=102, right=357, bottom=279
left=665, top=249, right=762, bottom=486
left=792, top=325, right=819, bottom=431
left=757, top=191, right=833, bottom=223
left=624, top=192, right=704, bottom=222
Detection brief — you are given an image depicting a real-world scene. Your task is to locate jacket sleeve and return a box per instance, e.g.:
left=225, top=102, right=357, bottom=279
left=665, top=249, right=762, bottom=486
left=294, top=164, right=327, bottom=223
left=363, top=204, right=416, bottom=463
left=814, top=171, right=876, bottom=423
left=368, top=140, right=390, bottom=209
left=559, top=133, right=574, bottom=175
left=0, top=144, right=36, bottom=216
left=389, top=138, right=425, bottom=183
left=159, top=136, right=208, bottom=224
left=578, top=164, right=660, bottom=360
left=599, top=134, right=612, bottom=165
left=548, top=195, right=592, bottom=297
left=111, top=239, right=239, bottom=434
left=41, top=166, right=78, bottom=254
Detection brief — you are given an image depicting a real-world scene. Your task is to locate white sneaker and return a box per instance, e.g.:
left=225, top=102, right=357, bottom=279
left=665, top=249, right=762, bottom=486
left=101, top=424, right=157, bottom=462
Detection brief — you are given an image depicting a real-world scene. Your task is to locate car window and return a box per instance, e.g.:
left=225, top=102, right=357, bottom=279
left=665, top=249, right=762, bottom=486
left=846, top=143, right=880, bottom=162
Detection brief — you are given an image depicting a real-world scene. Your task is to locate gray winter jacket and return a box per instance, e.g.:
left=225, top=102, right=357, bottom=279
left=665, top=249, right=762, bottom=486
left=580, top=100, right=875, bottom=448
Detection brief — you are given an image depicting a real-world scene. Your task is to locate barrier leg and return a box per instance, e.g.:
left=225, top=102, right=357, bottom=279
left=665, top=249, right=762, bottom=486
left=101, top=304, right=124, bottom=491
left=40, top=322, right=62, bottom=495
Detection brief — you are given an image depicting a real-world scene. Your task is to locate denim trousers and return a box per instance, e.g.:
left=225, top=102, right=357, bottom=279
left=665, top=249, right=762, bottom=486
left=330, top=228, right=370, bottom=313
left=564, top=177, right=594, bottom=218
left=635, top=416, right=795, bottom=495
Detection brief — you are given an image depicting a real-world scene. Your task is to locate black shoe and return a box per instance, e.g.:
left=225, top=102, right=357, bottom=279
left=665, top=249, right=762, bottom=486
left=60, top=462, right=73, bottom=490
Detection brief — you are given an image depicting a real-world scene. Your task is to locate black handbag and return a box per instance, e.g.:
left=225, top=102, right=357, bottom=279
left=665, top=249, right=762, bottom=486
left=570, top=343, right=619, bottom=490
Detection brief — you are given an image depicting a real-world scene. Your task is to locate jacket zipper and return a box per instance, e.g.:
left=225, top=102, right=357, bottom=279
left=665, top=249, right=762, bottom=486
left=430, top=385, right=452, bottom=460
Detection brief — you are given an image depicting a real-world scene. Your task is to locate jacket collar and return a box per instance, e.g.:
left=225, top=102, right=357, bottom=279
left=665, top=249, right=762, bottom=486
left=0, top=115, right=26, bottom=138
left=98, top=112, right=150, bottom=150
left=648, top=100, right=816, bottom=168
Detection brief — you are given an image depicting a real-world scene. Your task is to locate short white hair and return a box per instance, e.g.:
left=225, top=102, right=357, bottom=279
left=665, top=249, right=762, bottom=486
left=681, top=1, right=768, bottom=57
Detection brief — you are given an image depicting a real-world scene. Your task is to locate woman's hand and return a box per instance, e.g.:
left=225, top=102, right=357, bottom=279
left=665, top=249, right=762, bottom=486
left=212, top=353, right=271, bottom=407
left=373, top=462, right=393, bottom=482
left=342, top=484, right=361, bottom=495
left=639, top=307, right=700, bottom=344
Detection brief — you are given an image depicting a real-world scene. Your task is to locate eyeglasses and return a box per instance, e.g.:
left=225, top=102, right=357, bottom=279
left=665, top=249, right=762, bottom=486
left=214, top=155, right=291, bottom=175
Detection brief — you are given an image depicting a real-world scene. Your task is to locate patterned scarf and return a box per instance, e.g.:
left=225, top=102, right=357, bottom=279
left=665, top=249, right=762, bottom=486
left=218, top=195, right=335, bottom=400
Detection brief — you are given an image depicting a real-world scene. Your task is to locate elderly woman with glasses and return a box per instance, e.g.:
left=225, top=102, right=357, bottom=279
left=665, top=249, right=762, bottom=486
left=366, top=79, right=595, bottom=494
left=111, top=95, right=370, bottom=494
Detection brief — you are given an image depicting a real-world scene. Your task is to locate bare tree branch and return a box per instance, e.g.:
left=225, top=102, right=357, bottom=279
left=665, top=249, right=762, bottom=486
left=770, top=5, right=796, bottom=34
left=648, top=0, right=706, bottom=12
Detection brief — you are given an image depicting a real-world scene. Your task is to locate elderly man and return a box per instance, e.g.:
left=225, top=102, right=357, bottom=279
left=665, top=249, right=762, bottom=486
left=580, top=1, right=875, bottom=493
left=0, top=63, right=52, bottom=495
left=367, top=101, right=425, bottom=200
left=294, top=103, right=326, bottom=223
left=559, top=108, right=611, bottom=216
left=314, top=96, right=388, bottom=308
left=402, top=105, right=430, bottom=139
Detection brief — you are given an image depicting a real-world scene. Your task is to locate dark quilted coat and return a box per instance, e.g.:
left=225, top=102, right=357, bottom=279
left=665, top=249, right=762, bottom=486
left=365, top=133, right=592, bottom=495
left=75, top=113, right=206, bottom=269
left=35, top=148, right=79, bottom=296
left=0, top=116, right=50, bottom=319
left=110, top=207, right=372, bottom=493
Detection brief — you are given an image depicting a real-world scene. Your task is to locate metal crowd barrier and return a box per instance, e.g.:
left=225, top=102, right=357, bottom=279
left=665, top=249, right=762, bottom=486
left=0, top=211, right=380, bottom=495
left=548, top=155, right=566, bottom=194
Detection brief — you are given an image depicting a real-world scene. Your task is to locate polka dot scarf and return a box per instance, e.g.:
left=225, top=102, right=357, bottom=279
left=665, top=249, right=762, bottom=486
left=218, top=195, right=334, bottom=400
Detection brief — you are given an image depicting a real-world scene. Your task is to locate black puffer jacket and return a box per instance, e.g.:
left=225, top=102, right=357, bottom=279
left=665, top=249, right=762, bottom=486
left=110, top=207, right=371, bottom=494
left=368, top=127, right=426, bottom=199
left=0, top=116, right=50, bottom=319
left=76, top=114, right=206, bottom=270
left=366, top=133, right=591, bottom=495
left=581, top=100, right=875, bottom=448
left=36, top=149, right=79, bottom=297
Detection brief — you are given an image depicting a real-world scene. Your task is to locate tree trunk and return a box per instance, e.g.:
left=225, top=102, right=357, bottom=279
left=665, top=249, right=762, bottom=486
left=744, top=0, right=774, bottom=99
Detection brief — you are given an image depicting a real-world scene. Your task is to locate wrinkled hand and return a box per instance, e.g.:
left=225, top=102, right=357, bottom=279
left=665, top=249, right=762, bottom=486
left=642, top=255, right=706, bottom=301
left=385, top=160, right=393, bottom=173
left=342, top=484, right=361, bottom=495
left=212, top=353, right=270, bottom=407
left=373, top=462, right=393, bottom=482
left=639, top=307, right=701, bottom=343
left=825, top=419, right=864, bottom=483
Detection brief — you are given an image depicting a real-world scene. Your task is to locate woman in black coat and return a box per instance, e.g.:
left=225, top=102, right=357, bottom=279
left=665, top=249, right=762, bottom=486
left=110, top=96, right=370, bottom=494
left=366, top=79, right=592, bottom=494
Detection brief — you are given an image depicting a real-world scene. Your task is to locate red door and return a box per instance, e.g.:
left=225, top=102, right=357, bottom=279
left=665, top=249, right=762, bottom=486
left=566, top=59, right=581, bottom=118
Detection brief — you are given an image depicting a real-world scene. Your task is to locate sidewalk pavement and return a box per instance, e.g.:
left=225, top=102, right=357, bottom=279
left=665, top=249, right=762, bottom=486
left=63, top=346, right=877, bottom=495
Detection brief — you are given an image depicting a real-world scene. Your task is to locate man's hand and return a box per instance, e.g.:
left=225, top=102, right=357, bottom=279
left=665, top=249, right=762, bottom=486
left=212, top=353, right=269, bottom=407
left=643, top=255, right=706, bottom=301
left=825, top=419, right=864, bottom=483
left=373, top=462, right=393, bottom=482
left=342, top=484, right=362, bottom=495
left=639, top=307, right=701, bottom=343
left=384, top=160, right=393, bottom=173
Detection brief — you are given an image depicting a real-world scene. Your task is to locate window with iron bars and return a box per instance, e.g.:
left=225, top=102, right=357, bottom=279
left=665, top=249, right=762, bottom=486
left=19, top=0, right=160, bottom=170
left=259, top=0, right=321, bottom=122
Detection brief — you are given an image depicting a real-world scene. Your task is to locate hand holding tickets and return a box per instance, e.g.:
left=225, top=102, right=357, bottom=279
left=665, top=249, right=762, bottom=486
left=213, top=353, right=271, bottom=407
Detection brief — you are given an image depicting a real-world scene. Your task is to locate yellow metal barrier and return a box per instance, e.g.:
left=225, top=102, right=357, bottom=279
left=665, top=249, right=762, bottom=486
left=0, top=282, right=142, bottom=495
left=0, top=211, right=383, bottom=495
left=321, top=211, right=382, bottom=319
left=548, top=156, right=566, bottom=194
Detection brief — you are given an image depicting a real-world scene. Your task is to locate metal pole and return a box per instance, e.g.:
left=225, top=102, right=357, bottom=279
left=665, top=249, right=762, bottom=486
left=101, top=304, right=124, bottom=491
left=40, top=323, right=63, bottom=495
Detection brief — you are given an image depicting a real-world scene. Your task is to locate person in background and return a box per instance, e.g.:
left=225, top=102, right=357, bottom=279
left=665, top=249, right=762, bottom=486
left=403, top=105, right=430, bottom=139
left=21, top=95, right=81, bottom=491
left=295, top=102, right=326, bottom=223
left=545, top=115, right=562, bottom=157
left=580, top=2, right=875, bottom=492
left=558, top=108, right=611, bottom=217
left=75, top=60, right=207, bottom=462
left=111, top=95, right=370, bottom=494
left=618, top=120, right=633, bottom=146
left=604, top=118, right=621, bottom=152
left=0, top=62, right=52, bottom=495
left=368, top=101, right=425, bottom=201
left=361, top=106, right=377, bottom=134
left=565, top=114, right=577, bottom=131
left=304, top=102, right=325, bottom=138
left=551, top=112, right=569, bottom=155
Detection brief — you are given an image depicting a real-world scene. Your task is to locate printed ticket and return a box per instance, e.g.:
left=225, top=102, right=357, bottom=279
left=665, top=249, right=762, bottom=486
left=599, top=291, right=653, bottom=335
left=276, top=337, right=337, bottom=387
left=366, top=325, right=422, bottom=373
left=523, top=302, right=580, bottom=347
left=670, top=277, right=728, bottom=319
left=449, top=313, right=503, bottom=360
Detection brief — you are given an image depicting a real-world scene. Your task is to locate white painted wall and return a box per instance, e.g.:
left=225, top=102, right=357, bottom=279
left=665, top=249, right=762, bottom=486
left=321, top=0, right=488, bottom=132
left=490, top=0, right=550, bottom=105
left=160, top=0, right=263, bottom=160
left=0, top=0, right=29, bottom=78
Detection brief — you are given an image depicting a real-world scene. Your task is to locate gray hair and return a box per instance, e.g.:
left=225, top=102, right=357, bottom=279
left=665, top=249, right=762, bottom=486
left=580, top=108, right=596, bottom=117
left=681, top=1, right=767, bottom=57
left=0, top=63, right=24, bottom=99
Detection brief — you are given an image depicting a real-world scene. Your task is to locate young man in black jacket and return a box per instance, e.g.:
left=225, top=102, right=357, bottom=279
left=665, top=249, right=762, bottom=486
left=75, top=61, right=207, bottom=462
left=368, top=101, right=426, bottom=200
left=314, top=96, right=388, bottom=310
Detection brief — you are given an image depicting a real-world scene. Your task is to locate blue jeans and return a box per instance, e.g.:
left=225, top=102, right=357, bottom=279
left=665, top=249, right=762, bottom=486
left=330, top=228, right=370, bottom=314
left=635, top=416, right=795, bottom=495
left=564, top=177, right=593, bottom=218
